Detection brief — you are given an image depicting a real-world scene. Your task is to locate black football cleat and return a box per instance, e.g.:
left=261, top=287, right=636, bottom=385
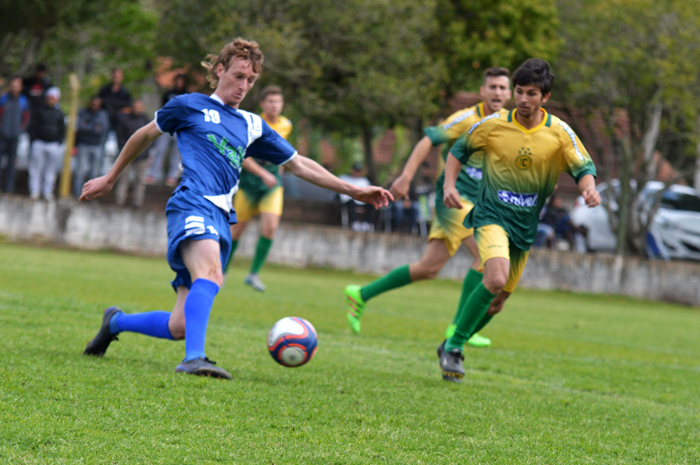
left=84, top=306, right=122, bottom=357
left=438, top=340, right=465, bottom=383
left=175, top=357, right=232, bottom=380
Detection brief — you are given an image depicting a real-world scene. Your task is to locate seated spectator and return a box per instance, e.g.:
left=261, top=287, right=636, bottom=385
left=535, top=194, right=587, bottom=250
left=28, top=87, right=65, bottom=201
left=73, top=96, right=109, bottom=197
left=339, top=162, right=377, bottom=231
left=390, top=180, right=421, bottom=233
left=114, top=100, right=151, bottom=207
left=0, top=76, right=30, bottom=193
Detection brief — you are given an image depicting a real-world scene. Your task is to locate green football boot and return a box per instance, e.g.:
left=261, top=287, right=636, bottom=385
left=466, top=333, right=491, bottom=348
left=344, top=285, right=366, bottom=334
left=444, top=324, right=492, bottom=348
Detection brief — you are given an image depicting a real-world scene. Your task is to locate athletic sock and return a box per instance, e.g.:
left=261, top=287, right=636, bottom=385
left=470, top=313, right=493, bottom=337
left=110, top=311, right=174, bottom=340
left=451, top=269, right=483, bottom=326
left=223, top=240, right=239, bottom=273
left=250, top=236, right=273, bottom=275
left=183, top=278, right=220, bottom=361
left=445, top=283, right=496, bottom=352
left=360, top=265, right=412, bottom=302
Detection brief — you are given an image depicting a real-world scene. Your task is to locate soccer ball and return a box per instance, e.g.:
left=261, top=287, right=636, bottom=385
left=267, top=317, right=318, bottom=367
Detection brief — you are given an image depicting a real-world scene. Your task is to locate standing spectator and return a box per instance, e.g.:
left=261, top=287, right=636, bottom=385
left=98, top=68, right=132, bottom=132
left=115, top=100, right=150, bottom=207
left=0, top=77, right=30, bottom=193
left=28, top=87, right=65, bottom=200
left=339, top=162, right=377, bottom=231
left=73, top=96, right=110, bottom=197
left=145, top=74, right=187, bottom=186
left=22, top=63, right=52, bottom=111
left=391, top=179, right=421, bottom=233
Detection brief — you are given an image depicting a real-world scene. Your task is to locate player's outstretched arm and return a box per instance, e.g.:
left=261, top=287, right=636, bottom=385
left=242, top=158, right=278, bottom=188
left=285, top=155, right=393, bottom=209
left=80, top=121, right=162, bottom=201
left=578, top=174, right=601, bottom=208
left=443, top=153, right=463, bottom=209
left=390, top=135, right=433, bottom=200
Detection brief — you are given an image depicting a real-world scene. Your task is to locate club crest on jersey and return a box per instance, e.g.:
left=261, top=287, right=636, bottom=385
left=497, top=190, right=538, bottom=207
left=207, top=134, right=244, bottom=170
left=515, top=147, right=532, bottom=170
left=467, top=112, right=501, bottom=135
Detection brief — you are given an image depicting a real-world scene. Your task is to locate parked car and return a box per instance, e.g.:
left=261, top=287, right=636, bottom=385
left=570, top=180, right=700, bottom=261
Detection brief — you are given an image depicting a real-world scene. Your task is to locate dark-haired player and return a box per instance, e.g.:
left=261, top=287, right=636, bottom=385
left=343, top=68, right=511, bottom=348
left=224, top=86, right=292, bottom=292
left=81, top=39, right=392, bottom=379
left=438, top=58, right=600, bottom=382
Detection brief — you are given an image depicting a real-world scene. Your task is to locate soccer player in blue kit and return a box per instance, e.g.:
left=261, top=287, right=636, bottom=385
left=81, top=39, right=393, bottom=379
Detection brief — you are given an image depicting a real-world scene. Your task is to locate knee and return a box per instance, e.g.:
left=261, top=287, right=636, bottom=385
left=482, top=275, right=507, bottom=294
left=169, top=318, right=185, bottom=340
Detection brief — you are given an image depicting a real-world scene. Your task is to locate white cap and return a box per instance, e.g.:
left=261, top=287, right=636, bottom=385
left=46, top=87, right=61, bottom=100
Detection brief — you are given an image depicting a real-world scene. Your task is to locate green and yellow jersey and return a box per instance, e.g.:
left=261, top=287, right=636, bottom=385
left=424, top=102, right=508, bottom=204
left=238, top=114, right=293, bottom=202
left=450, top=108, right=596, bottom=250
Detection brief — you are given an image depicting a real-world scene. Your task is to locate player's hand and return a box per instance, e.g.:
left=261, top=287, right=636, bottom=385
left=80, top=175, right=115, bottom=201
left=261, top=172, right=278, bottom=189
left=582, top=187, right=601, bottom=208
left=353, top=186, right=394, bottom=209
left=389, top=173, right=411, bottom=200
left=443, top=186, right=463, bottom=209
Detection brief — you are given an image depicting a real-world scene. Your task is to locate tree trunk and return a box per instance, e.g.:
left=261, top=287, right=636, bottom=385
left=362, top=126, right=377, bottom=185
left=615, top=135, right=634, bottom=256
left=695, top=117, right=700, bottom=194
left=642, top=101, right=662, bottom=181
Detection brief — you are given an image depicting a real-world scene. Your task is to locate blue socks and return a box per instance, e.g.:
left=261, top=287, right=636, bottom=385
left=183, top=278, right=220, bottom=361
left=110, top=311, right=175, bottom=340
left=107, top=278, right=220, bottom=361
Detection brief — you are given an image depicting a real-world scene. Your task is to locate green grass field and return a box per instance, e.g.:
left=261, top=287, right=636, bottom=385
left=1, top=242, right=699, bottom=464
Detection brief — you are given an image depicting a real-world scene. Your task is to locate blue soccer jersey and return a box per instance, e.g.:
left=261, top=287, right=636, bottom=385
left=155, top=93, right=296, bottom=217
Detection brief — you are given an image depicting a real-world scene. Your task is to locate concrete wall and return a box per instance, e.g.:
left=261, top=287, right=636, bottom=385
left=1, top=194, right=699, bottom=306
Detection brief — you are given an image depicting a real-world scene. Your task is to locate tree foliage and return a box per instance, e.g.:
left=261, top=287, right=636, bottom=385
left=556, top=0, right=700, bottom=256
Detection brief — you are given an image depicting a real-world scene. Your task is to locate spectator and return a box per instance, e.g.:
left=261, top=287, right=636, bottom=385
left=391, top=179, right=421, bottom=234
left=339, top=162, right=377, bottom=231
left=73, top=96, right=110, bottom=197
left=98, top=68, right=132, bottom=133
left=145, top=73, right=187, bottom=186
left=0, top=77, right=30, bottom=193
left=22, top=63, right=52, bottom=111
left=535, top=193, right=587, bottom=250
left=28, top=87, right=65, bottom=200
left=114, top=100, right=150, bottom=207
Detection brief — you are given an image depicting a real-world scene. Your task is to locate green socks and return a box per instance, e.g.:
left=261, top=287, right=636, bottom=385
left=223, top=240, right=239, bottom=273
left=250, top=236, right=273, bottom=275
left=451, top=269, right=483, bottom=326
left=360, top=265, right=412, bottom=302
left=471, top=313, right=493, bottom=336
left=445, top=283, right=496, bottom=352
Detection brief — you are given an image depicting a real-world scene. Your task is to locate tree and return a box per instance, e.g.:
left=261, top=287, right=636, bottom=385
left=158, top=0, right=441, bottom=183
left=556, top=0, right=700, bottom=256
left=430, top=0, right=560, bottom=100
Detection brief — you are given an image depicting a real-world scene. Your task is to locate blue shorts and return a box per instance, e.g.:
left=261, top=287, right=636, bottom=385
left=166, top=188, right=232, bottom=291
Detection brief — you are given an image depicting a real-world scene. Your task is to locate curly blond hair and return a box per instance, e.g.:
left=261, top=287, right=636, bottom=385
left=201, top=38, right=264, bottom=89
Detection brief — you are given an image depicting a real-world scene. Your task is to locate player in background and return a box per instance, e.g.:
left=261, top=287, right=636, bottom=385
left=343, top=68, right=511, bottom=347
left=81, top=39, right=392, bottom=380
left=438, top=58, right=600, bottom=382
left=223, top=86, right=291, bottom=292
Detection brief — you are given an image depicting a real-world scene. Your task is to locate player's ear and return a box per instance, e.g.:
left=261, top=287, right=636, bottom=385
left=541, top=92, right=551, bottom=104
left=216, top=63, right=224, bottom=80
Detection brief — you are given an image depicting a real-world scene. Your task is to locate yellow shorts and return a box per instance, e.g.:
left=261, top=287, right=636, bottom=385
left=427, top=199, right=475, bottom=256
left=234, top=187, right=284, bottom=223
left=474, top=224, right=529, bottom=293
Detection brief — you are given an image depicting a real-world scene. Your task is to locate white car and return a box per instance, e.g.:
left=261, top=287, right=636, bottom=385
left=570, top=180, right=700, bottom=261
